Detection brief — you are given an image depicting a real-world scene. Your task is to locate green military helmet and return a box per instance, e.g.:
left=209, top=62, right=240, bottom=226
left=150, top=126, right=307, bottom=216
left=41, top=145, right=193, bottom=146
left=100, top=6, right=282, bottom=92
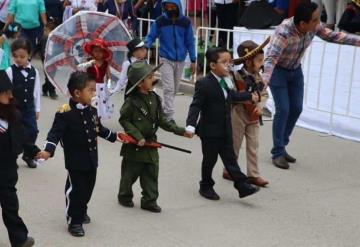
left=126, top=61, right=163, bottom=96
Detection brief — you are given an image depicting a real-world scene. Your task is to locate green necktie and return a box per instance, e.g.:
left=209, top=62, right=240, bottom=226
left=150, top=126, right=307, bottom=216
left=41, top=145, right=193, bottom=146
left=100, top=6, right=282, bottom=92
left=219, top=78, right=228, bottom=90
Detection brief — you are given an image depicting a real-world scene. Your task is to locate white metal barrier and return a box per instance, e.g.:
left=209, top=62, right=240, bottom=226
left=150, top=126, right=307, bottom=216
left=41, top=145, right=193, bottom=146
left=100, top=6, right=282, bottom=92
left=195, top=26, right=360, bottom=141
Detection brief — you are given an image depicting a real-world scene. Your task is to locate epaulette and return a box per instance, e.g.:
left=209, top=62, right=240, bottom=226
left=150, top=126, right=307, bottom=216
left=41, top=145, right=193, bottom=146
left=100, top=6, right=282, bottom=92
left=58, top=104, right=71, bottom=113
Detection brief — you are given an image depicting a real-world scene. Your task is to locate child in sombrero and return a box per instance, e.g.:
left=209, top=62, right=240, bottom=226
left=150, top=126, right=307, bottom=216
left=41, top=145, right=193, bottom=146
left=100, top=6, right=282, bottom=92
left=78, top=38, right=114, bottom=120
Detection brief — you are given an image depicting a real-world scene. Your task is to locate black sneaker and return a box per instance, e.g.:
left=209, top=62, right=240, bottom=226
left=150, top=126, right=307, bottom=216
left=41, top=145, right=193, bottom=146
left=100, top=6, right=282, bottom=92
left=42, top=91, right=48, bottom=97
left=22, top=156, right=37, bottom=168
left=49, top=92, right=59, bottom=100
left=237, top=182, right=260, bottom=198
left=199, top=188, right=220, bottom=200
left=20, top=236, right=35, bottom=247
left=83, top=214, right=91, bottom=224
left=141, top=204, right=162, bottom=213
left=118, top=200, right=134, bottom=208
left=68, top=224, right=85, bottom=237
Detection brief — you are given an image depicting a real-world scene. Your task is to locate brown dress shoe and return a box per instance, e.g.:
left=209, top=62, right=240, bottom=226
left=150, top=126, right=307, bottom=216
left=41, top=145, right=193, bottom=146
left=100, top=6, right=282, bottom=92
left=272, top=156, right=289, bottom=169
left=222, top=169, right=233, bottom=181
left=248, top=177, right=269, bottom=187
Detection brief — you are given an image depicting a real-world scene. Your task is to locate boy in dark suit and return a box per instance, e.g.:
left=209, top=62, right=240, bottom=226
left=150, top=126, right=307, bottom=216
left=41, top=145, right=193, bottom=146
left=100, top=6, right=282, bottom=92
left=0, top=70, right=38, bottom=247
left=186, top=47, right=260, bottom=200
left=37, top=72, right=121, bottom=237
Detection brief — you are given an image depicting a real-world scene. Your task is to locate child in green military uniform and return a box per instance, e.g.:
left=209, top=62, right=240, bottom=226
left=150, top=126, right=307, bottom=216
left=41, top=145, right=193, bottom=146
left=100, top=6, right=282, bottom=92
left=118, top=61, right=193, bottom=213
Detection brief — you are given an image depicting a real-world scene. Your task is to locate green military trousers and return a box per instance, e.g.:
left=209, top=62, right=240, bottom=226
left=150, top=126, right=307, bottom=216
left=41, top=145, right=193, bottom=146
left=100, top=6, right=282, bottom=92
left=118, top=159, right=159, bottom=207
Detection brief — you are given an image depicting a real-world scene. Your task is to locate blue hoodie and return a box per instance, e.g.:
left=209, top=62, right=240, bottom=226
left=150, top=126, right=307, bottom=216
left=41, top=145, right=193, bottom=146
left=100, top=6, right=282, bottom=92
left=145, top=0, right=196, bottom=63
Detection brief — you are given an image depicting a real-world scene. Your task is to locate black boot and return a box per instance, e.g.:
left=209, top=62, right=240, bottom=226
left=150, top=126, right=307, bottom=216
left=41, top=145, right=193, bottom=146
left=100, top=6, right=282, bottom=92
left=83, top=214, right=91, bottom=224
left=199, top=187, right=220, bottom=200
left=236, top=182, right=260, bottom=198
left=118, top=200, right=134, bottom=208
left=68, top=224, right=85, bottom=237
left=141, top=204, right=162, bottom=213
left=19, top=236, right=35, bottom=247
left=22, top=156, right=37, bottom=168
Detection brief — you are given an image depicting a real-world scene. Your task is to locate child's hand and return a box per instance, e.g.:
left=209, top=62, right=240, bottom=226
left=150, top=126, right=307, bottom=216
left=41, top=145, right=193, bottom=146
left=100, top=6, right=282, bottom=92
left=36, top=151, right=51, bottom=160
left=252, top=106, right=262, bottom=115
left=36, top=112, right=40, bottom=120
left=184, top=131, right=194, bottom=138
left=116, top=132, right=128, bottom=143
left=251, top=93, right=259, bottom=103
left=137, top=139, right=146, bottom=146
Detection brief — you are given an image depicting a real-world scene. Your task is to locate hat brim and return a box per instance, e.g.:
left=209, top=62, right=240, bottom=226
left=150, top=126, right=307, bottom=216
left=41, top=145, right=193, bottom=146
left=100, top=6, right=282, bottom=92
left=232, top=36, right=271, bottom=65
left=83, top=42, right=112, bottom=61
left=125, top=63, right=163, bottom=96
left=352, top=0, right=360, bottom=7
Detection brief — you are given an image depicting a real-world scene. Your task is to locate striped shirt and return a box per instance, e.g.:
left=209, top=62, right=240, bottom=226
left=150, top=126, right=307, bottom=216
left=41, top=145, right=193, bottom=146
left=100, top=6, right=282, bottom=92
left=263, top=17, right=360, bottom=84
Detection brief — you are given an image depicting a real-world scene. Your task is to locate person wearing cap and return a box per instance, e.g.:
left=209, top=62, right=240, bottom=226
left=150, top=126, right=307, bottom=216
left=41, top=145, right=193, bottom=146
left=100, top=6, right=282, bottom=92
left=37, top=71, right=121, bottom=237
left=0, top=70, right=39, bottom=247
left=118, top=61, right=193, bottom=213
left=338, top=0, right=360, bottom=34
left=78, top=38, right=115, bottom=120
left=111, top=37, right=147, bottom=96
left=222, top=39, right=269, bottom=187
left=263, top=2, right=360, bottom=169
left=145, top=0, right=196, bottom=122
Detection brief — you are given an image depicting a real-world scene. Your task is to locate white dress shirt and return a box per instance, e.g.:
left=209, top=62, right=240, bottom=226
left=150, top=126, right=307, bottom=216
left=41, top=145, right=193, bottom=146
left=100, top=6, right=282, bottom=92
left=112, top=57, right=140, bottom=93
left=6, top=63, right=41, bottom=113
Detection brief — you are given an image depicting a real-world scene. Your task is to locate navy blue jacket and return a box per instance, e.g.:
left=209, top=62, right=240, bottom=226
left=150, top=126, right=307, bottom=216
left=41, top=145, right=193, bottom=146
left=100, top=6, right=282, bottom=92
left=145, top=0, right=196, bottom=63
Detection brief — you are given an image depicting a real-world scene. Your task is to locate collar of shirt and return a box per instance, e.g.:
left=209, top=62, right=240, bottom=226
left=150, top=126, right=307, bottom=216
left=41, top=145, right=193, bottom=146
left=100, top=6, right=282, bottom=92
left=76, top=103, right=89, bottom=110
left=211, top=71, right=222, bottom=82
left=14, top=62, right=32, bottom=70
left=211, top=71, right=234, bottom=89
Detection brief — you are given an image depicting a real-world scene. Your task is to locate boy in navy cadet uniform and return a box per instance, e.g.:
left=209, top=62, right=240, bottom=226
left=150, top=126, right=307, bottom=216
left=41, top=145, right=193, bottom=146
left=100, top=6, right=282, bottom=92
left=37, top=72, right=121, bottom=237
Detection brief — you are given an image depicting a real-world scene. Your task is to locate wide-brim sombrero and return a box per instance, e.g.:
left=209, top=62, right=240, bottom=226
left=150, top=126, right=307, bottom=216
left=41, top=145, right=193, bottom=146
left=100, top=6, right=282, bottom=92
left=232, top=36, right=271, bottom=65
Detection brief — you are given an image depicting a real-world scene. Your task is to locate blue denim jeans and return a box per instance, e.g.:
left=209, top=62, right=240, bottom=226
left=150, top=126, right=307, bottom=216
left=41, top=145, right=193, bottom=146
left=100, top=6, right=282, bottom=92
left=269, top=66, right=304, bottom=159
left=21, top=26, right=43, bottom=56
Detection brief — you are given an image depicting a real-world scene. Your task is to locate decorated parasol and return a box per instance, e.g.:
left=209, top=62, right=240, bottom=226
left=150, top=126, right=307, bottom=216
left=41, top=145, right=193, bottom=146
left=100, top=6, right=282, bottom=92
left=44, top=11, right=132, bottom=95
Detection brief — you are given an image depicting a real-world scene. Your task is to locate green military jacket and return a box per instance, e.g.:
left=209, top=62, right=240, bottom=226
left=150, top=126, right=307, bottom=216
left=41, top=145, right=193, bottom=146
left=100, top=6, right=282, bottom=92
left=119, top=91, right=185, bottom=164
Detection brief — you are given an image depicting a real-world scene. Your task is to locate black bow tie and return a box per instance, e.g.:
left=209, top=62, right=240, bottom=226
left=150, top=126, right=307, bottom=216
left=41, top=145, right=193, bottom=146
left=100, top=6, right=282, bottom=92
left=22, top=67, right=31, bottom=73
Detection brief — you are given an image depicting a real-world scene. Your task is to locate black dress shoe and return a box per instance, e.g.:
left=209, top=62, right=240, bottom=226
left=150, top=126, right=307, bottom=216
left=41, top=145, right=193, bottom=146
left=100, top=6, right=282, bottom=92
left=19, top=236, right=35, bottom=247
left=22, top=156, right=37, bottom=168
left=118, top=200, right=134, bottom=208
left=237, top=182, right=260, bottom=198
left=141, top=204, right=162, bottom=213
left=68, top=224, right=85, bottom=237
left=199, top=188, right=220, bottom=200
left=284, top=152, right=296, bottom=163
left=83, top=214, right=91, bottom=224
left=272, top=156, right=289, bottom=169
